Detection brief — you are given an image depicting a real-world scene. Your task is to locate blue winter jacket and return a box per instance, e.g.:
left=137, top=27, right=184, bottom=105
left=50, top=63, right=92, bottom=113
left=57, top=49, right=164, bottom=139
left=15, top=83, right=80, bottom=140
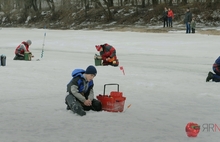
left=213, top=56, right=220, bottom=73
left=67, top=69, right=94, bottom=102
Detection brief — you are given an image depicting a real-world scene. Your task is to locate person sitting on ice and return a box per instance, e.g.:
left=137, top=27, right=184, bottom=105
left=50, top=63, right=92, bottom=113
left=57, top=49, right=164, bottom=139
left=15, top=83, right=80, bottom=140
left=65, top=65, right=102, bottom=116
left=206, top=56, right=220, bottom=82
left=95, top=43, right=119, bottom=67
left=13, top=40, right=34, bottom=60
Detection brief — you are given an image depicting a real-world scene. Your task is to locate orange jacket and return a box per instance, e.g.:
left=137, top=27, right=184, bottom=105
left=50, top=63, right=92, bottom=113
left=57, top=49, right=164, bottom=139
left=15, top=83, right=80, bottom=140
left=15, top=41, right=30, bottom=55
left=168, top=10, right=174, bottom=18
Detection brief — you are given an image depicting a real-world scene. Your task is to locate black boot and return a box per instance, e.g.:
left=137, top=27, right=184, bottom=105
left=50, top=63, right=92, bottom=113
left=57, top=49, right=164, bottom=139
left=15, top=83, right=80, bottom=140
left=13, top=56, right=24, bottom=60
left=65, top=94, right=86, bottom=116
left=206, top=72, right=214, bottom=82
left=71, top=103, right=86, bottom=116
left=65, top=101, right=71, bottom=110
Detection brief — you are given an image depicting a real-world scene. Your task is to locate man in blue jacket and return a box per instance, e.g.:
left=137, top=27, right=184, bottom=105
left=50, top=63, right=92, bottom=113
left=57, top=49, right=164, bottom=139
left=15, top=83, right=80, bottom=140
left=206, top=56, right=220, bottom=82
left=65, top=65, right=102, bottom=116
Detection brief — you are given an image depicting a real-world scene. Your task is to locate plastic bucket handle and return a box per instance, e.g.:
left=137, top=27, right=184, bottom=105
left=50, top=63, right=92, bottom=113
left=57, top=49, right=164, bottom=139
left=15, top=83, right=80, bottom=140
left=103, top=83, right=119, bottom=95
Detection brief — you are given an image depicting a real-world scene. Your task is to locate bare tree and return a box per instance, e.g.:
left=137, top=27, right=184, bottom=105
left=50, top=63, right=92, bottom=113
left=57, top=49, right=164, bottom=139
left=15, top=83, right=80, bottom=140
left=119, top=0, right=123, bottom=6
left=25, top=0, right=32, bottom=9
left=182, top=0, right=188, bottom=4
left=135, top=0, right=138, bottom=14
left=169, top=0, right=172, bottom=5
left=109, top=0, right=114, bottom=6
left=84, top=0, right=88, bottom=17
left=39, top=0, right=42, bottom=10
left=32, top=0, right=38, bottom=11
left=103, top=0, right=113, bottom=21
left=141, top=0, right=146, bottom=8
left=147, top=0, right=150, bottom=5
left=152, top=0, right=158, bottom=5
left=94, top=0, right=112, bottom=21
left=46, top=0, right=55, bottom=12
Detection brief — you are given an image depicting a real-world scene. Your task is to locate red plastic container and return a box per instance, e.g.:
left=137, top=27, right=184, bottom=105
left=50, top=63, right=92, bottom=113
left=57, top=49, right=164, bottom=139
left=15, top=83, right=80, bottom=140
left=96, top=84, right=126, bottom=112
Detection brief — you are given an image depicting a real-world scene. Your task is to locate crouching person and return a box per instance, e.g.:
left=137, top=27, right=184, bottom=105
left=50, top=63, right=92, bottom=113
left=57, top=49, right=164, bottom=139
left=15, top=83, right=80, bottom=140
left=13, top=40, right=34, bottom=60
left=95, top=43, right=119, bottom=67
left=65, top=65, right=102, bottom=116
left=206, top=56, right=220, bottom=82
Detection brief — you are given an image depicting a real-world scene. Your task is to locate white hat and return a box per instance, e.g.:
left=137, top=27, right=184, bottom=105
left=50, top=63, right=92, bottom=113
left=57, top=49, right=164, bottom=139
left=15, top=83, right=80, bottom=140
left=26, top=40, right=32, bottom=45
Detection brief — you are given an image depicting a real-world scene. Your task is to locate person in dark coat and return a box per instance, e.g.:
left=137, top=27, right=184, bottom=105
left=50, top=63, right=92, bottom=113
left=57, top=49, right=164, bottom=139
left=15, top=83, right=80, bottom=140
left=163, top=7, right=168, bottom=27
left=95, top=43, right=119, bottom=67
left=184, top=8, right=192, bottom=34
left=206, top=56, right=220, bottom=82
left=65, top=65, right=102, bottom=116
left=191, top=17, right=196, bottom=33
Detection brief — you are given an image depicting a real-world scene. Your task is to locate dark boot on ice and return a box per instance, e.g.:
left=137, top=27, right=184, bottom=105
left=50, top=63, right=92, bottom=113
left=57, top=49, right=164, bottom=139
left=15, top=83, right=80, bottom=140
left=13, top=56, right=24, bottom=60
left=65, top=101, right=71, bottom=110
left=71, top=104, right=86, bottom=116
left=206, top=72, right=214, bottom=82
left=65, top=94, right=86, bottom=116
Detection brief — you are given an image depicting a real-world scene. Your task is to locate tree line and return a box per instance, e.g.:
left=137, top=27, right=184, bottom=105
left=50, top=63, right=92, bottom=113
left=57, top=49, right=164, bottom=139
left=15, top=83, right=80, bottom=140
left=1, top=0, right=215, bottom=11
left=0, top=0, right=218, bottom=22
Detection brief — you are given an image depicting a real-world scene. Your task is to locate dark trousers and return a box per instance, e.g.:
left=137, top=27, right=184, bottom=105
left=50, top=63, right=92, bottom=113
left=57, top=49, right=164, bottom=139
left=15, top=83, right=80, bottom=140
left=168, top=17, right=172, bottom=27
left=186, top=23, right=191, bottom=33
left=65, top=94, right=102, bottom=111
left=192, top=28, right=195, bottom=33
left=14, top=54, right=25, bottom=60
left=163, top=18, right=168, bottom=27
left=103, top=59, right=119, bottom=67
left=212, top=67, right=220, bottom=82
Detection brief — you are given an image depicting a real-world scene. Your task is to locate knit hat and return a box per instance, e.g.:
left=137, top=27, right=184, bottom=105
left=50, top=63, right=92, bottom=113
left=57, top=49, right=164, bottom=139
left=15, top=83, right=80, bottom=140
left=85, top=65, right=97, bottom=76
left=26, top=40, right=32, bottom=45
left=95, top=45, right=102, bottom=51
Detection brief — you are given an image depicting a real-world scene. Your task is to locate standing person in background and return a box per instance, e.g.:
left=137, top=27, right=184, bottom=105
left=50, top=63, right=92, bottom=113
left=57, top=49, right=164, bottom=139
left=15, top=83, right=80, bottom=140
left=167, top=8, right=174, bottom=27
left=95, top=43, right=119, bottom=67
left=191, top=17, right=196, bottom=33
left=13, top=40, right=34, bottom=60
left=184, top=8, right=192, bottom=34
left=163, top=7, right=168, bottom=28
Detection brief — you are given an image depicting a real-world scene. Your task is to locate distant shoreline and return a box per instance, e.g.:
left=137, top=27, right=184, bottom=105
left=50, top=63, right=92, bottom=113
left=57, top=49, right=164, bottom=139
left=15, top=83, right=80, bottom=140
left=1, top=26, right=220, bottom=35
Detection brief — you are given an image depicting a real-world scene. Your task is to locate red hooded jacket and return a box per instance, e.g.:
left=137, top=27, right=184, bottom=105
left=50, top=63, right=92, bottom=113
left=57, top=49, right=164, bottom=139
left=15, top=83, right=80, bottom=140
left=100, top=44, right=117, bottom=62
left=168, top=10, right=174, bottom=18
left=15, top=41, right=30, bottom=55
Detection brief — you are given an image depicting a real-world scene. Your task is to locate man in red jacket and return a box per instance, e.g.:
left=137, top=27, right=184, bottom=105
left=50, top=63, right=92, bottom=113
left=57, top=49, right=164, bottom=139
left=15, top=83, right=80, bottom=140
left=95, top=43, right=119, bottom=66
left=13, top=40, right=34, bottom=60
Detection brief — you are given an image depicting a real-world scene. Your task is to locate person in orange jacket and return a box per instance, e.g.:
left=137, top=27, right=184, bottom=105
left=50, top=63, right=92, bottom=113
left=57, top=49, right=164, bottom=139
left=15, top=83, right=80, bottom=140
left=95, top=43, right=119, bottom=67
left=167, top=8, right=174, bottom=27
left=13, top=40, right=34, bottom=60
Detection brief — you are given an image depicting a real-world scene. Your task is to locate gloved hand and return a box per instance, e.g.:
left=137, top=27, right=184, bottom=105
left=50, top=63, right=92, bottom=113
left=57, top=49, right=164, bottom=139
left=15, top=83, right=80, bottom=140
left=18, top=53, right=24, bottom=57
left=94, top=54, right=98, bottom=59
left=94, top=54, right=102, bottom=59
left=29, top=52, right=34, bottom=58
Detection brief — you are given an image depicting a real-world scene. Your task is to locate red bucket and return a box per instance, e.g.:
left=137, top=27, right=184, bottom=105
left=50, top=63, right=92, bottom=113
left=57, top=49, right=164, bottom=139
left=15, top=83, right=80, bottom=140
left=96, top=84, right=126, bottom=112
